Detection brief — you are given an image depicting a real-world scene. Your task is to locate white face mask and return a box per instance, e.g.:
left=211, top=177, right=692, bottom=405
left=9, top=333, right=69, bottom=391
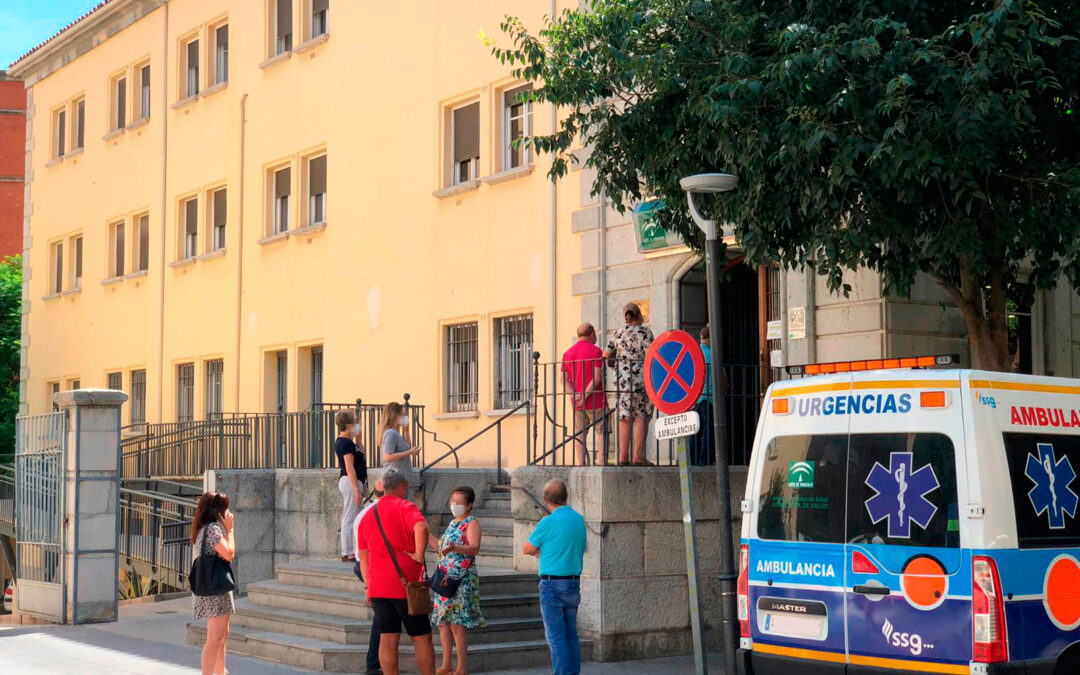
left=397, top=415, right=410, bottom=427
left=450, top=504, right=468, bottom=518
left=350, top=423, right=360, bottom=435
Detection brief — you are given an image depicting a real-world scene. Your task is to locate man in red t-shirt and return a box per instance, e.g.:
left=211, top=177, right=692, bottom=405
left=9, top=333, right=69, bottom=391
left=561, top=323, right=608, bottom=466
left=357, top=470, right=435, bottom=675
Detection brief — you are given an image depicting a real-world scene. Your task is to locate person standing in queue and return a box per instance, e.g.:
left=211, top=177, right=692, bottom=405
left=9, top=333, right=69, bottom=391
left=378, top=403, right=421, bottom=500
left=336, top=410, right=367, bottom=562
left=522, top=480, right=587, bottom=675
left=603, top=303, right=654, bottom=465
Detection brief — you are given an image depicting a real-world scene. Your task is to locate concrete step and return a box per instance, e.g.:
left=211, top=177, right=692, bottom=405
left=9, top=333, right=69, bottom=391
left=232, top=599, right=546, bottom=645
left=187, top=622, right=579, bottom=672
left=427, top=525, right=514, bottom=553
left=275, top=558, right=536, bottom=595
left=247, top=579, right=540, bottom=621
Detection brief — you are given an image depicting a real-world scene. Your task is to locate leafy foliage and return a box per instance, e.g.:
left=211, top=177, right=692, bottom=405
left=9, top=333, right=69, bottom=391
left=0, top=255, right=20, bottom=462
left=494, top=0, right=1080, bottom=369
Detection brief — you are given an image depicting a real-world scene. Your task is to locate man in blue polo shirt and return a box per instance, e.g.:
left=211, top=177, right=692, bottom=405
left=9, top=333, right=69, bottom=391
left=523, top=479, right=587, bottom=675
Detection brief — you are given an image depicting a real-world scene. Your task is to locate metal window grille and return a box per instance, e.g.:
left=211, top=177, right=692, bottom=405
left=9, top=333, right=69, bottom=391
left=186, top=40, right=200, bottom=97
left=312, top=0, right=328, bottom=37
left=494, top=314, right=533, bottom=408
left=107, top=372, right=122, bottom=392
left=503, top=86, right=532, bottom=169
left=139, top=65, right=150, bottom=119
left=446, top=323, right=478, bottom=412
left=310, top=347, right=323, bottom=407
left=212, top=189, right=227, bottom=251
left=176, top=363, right=194, bottom=422
left=115, top=77, right=127, bottom=130
left=205, top=360, right=224, bottom=418
left=276, top=0, right=293, bottom=54
left=131, top=370, right=146, bottom=426
left=215, top=25, right=229, bottom=84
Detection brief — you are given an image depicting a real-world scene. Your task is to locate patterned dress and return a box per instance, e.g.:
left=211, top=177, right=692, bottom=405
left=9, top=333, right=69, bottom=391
left=607, top=324, right=655, bottom=420
left=191, top=522, right=235, bottom=620
left=430, top=516, right=486, bottom=628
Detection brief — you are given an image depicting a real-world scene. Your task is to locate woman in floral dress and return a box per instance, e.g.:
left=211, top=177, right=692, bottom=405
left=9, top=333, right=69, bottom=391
left=603, top=302, right=655, bottom=465
left=191, top=491, right=235, bottom=675
left=429, top=487, right=485, bottom=675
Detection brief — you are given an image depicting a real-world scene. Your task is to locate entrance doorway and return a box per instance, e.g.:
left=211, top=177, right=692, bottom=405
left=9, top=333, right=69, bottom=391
left=678, top=259, right=766, bottom=465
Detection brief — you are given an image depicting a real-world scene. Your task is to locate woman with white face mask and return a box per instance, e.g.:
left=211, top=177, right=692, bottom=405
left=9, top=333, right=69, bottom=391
left=334, top=410, right=367, bottom=562
left=428, top=487, right=485, bottom=675
left=378, top=401, right=421, bottom=500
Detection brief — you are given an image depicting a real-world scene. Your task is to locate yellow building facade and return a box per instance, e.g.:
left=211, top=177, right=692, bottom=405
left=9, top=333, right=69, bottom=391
left=12, top=0, right=583, bottom=468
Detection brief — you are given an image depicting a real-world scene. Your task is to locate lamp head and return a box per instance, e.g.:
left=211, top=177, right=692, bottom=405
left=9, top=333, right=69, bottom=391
left=679, top=173, right=739, bottom=194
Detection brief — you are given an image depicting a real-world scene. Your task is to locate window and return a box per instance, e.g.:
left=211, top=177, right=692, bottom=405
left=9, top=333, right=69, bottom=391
left=130, top=370, right=146, bottom=426
left=310, top=0, right=328, bottom=38
left=109, top=221, right=125, bottom=278
left=71, top=235, right=83, bottom=289
left=494, top=314, right=533, bottom=408
left=205, top=359, right=224, bottom=418
left=136, top=63, right=151, bottom=120
left=756, top=435, right=848, bottom=543
left=503, top=85, right=533, bottom=170
left=176, top=363, right=195, bottom=422
left=274, top=0, right=293, bottom=55
left=111, top=74, right=127, bottom=131
left=451, top=102, right=480, bottom=185
left=184, top=38, right=200, bottom=98
left=182, top=197, right=198, bottom=259
left=275, top=351, right=288, bottom=412
left=73, top=97, right=85, bottom=150
left=213, top=24, right=229, bottom=85
left=50, top=241, right=63, bottom=294
left=446, top=322, right=478, bottom=412
left=107, top=372, right=122, bottom=392
left=53, top=108, right=67, bottom=158
left=307, top=155, right=326, bottom=226
left=310, top=347, right=323, bottom=406
left=49, top=381, right=61, bottom=411
left=134, top=213, right=150, bottom=272
left=211, top=188, right=227, bottom=251
left=70, top=379, right=81, bottom=391
left=272, top=167, right=291, bottom=234
left=1004, top=432, right=1080, bottom=548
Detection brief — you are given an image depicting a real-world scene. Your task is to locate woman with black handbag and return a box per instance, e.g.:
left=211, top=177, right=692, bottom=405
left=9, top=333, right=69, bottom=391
left=427, top=487, right=485, bottom=675
left=190, top=491, right=236, bottom=675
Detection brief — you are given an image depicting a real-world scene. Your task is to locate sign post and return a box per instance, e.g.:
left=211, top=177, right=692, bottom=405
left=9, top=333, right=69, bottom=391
left=645, top=330, right=708, bottom=675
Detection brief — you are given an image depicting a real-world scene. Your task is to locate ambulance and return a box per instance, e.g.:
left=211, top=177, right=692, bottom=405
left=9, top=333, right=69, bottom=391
left=736, top=357, right=1080, bottom=675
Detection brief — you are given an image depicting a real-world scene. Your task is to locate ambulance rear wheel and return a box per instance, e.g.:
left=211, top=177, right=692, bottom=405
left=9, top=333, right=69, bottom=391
left=1056, top=645, right=1080, bottom=675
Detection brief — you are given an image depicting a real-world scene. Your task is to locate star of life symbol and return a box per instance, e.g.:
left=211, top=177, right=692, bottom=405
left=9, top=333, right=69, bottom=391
left=865, top=452, right=940, bottom=539
left=1025, top=443, right=1078, bottom=529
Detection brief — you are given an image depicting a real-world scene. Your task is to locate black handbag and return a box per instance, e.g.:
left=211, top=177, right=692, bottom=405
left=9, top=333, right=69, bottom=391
left=190, top=524, right=236, bottom=597
left=429, top=520, right=471, bottom=599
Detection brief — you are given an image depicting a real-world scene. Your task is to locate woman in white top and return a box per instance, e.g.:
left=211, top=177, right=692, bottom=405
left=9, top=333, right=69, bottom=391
left=377, top=402, right=421, bottom=498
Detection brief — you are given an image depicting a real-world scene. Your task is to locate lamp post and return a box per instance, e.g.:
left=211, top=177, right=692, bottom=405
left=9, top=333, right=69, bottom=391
left=680, top=173, right=739, bottom=675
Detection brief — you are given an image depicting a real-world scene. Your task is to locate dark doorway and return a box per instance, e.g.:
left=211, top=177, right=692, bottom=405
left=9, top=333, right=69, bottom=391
left=679, top=260, right=761, bottom=465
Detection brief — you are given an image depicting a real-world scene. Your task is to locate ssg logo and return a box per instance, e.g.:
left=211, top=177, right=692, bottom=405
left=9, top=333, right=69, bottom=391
left=865, top=452, right=940, bottom=538
left=1025, top=443, right=1078, bottom=529
left=882, top=619, right=932, bottom=656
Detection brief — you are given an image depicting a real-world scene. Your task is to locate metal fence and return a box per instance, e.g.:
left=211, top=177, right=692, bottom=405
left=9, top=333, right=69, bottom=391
left=120, top=487, right=197, bottom=590
left=15, top=412, right=67, bottom=591
left=121, top=402, right=427, bottom=479
left=0, top=463, right=13, bottom=527
left=531, top=356, right=762, bottom=467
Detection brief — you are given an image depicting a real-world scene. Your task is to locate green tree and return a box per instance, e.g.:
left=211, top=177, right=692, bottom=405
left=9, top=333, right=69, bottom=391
left=494, top=0, right=1080, bottom=370
left=0, top=255, right=20, bottom=462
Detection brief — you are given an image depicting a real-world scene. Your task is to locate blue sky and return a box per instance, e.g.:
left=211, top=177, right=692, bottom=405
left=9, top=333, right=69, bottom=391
left=0, top=1, right=104, bottom=69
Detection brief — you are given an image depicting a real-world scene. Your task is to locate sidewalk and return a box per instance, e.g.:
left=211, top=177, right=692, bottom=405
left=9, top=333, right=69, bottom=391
left=0, top=596, right=722, bottom=674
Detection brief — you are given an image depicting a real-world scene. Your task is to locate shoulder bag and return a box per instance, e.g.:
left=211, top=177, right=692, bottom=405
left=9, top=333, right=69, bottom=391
left=190, top=524, right=236, bottom=597
left=373, top=503, right=432, bottom=616
left=429, top=520, right=471, bottom=599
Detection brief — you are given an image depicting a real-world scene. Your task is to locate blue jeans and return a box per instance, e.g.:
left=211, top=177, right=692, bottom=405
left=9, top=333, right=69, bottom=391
left=539, top=579, right=581, bottom=675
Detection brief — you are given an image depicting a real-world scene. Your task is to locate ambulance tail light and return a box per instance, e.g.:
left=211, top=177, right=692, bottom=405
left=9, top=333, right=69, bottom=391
left=852, top=550, right=880, bottom=574
left=787, top=354, right=958, bottom=376
left=737, top=544, right=751, bottom=638
left=972, top=556, right=1008, bottom=663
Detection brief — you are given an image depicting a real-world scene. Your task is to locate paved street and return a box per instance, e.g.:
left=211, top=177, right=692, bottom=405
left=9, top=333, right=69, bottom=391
left=0, top=597, right=722, bottom=674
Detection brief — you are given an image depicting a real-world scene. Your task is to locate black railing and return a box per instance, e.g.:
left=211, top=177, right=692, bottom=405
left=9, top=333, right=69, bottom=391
left=419, top=400, right=530, bottom=484
left=120, top=487, right=197, bottom=591
left=531, top=354, right=762, bottom=467
left=0, top=463, right=13, bottom=526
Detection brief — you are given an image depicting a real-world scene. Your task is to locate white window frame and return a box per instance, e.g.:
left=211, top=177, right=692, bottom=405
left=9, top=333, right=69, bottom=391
left=49, top=241, right=63, bottom=294
left=53, top=107, right=67, bottom=158
left=450, top=101, right=480, bottom=186
left=136, top=62, right=151, bottom=120
left=309, top=0, right=328, bottom=39
left=182, top=37, right=200, bottom=99
left=271, top=166, right=291, bottom=234
left=108, top=220, right=126, bottom=279
left=212, top=22, right=229, bottom=85
left=70, top=234, right=83, bottom=289
left=306, top=154, right=327, bottom=227
left=210, top=187, right=227, bottom=251
left=503, top=86, right=533, bottom=170
left=133, top=212, right=150, bottom=272
left=273, top=0, right=293, bottom=56
left=110, top=72, right=128, bottom=132
left=182, top=197, right=199, bottom=260
left=72, top=97, right=85, bottom=150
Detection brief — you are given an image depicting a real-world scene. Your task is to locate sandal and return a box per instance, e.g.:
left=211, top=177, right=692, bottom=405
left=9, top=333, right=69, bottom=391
left=341, top=555, right=356, bottom=562
left=436, top=667, right=454, bottom=675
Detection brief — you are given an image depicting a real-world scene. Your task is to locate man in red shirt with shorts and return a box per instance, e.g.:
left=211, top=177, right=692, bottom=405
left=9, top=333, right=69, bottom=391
left=357, top=469, right=435, bottom=675
left=562, top=323, right=608, bottom=465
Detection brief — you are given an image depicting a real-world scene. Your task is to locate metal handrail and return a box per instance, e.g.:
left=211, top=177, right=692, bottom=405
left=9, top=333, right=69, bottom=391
left=530, top=407, right=613, bottom=467
left=419, top=400, right=530, bottom=481
left=406, top=393, right=458, bottom=469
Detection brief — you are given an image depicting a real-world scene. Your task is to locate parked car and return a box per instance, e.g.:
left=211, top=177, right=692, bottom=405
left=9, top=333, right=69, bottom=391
left=3, top=580, right=13, bottom=612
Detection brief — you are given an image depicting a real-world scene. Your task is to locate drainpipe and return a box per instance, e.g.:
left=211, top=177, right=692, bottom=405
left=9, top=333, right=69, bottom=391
left=234, top=94, right=248, bottom=410
left=155, top=1, right=170, bottom=422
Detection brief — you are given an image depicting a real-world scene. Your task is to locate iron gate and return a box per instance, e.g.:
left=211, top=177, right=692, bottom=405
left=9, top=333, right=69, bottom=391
left=15, top=411, right=67, bottom=622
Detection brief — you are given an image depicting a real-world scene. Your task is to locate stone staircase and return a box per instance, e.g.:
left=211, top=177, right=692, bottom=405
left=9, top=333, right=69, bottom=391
left=188, top=489, right=580, bottom=672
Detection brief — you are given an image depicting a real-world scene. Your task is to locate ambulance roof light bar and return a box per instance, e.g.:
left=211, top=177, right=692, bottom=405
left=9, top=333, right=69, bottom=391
left=786, top=354, right=958, bottom=377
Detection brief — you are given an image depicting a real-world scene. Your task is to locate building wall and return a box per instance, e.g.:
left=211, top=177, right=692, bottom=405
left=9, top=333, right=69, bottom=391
left=14, top=0, right=580, bottom=468
left=0, top=75, right=25, bottom=259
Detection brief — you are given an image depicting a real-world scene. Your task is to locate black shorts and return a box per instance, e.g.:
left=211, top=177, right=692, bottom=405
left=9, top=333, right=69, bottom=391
left=370, top=597, right=431, bottom=637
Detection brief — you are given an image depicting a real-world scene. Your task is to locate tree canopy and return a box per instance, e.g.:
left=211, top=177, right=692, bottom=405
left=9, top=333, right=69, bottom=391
left=494, top=0, right=1080, bottom=370
left=0, top=255, right=19, bottom=462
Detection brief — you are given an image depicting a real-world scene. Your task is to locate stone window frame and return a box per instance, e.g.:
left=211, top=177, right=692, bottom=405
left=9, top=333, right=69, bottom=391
left=106, top=218, right=127, bottom=280
left=178, top=30, right=202, bottom=102
left=176, top=192, right=200, bottom=262
left=208, top=16, right=230, bottom=88
left=299, top=148, right=328, bottom=232
left=107, top=68, right=128, bottom=134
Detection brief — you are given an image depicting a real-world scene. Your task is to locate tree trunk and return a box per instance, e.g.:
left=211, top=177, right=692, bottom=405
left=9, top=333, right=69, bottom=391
left=934, top=264, right=1012, bottom=372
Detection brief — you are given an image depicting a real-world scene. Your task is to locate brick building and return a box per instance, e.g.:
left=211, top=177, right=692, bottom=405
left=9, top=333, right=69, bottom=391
left=0, top=72, right=25, bottom=259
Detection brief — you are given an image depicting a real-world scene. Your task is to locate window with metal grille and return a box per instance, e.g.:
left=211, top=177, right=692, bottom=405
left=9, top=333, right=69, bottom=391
left=211, top=188, right=227, bottom=251
left=311, top=0, right=328, bottom=38
left=205, top=359, right=224, bottom=418
left=494, top=314, right=533, bottom=408
left=177, top=363, right=195, bottom=422
left=185, top=39, right=200, bottom=98
left=275, top=351, right=288, bottom=412
left=446, top=323, right=478, bottom=412
left=107, top=372, right=122, bottom=392
left=214, top=24, right=229, bottom=85
left=131, top=370, right=146, bottom=426
left=183, top=197, right=198, bottom=259
left=451, top=102, right=480, bottom=186
left=273, top=167, right=290, bottom=234
left=310, top=347, right=323, bottom=407
left=503, top=86, right=533, bottom=170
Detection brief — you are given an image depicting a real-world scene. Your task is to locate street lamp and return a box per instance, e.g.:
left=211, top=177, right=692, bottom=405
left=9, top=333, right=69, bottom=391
left=680, top=173, right=739, bottom=675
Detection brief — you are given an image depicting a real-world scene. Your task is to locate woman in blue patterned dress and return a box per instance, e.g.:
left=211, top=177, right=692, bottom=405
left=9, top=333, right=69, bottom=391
left=428, top=486, right=485, bottom=675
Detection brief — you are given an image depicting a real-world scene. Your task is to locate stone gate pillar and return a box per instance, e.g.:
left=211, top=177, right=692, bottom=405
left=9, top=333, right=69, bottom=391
left=55, top=389, right=127, bottom=624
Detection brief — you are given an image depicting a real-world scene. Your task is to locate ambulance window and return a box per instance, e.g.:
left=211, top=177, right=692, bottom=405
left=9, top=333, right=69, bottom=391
left=847, top=433, right=959, bottom=548
left=757, top=435, right=847, bottom=543
left=1003, top=432, right=1080, bottom=548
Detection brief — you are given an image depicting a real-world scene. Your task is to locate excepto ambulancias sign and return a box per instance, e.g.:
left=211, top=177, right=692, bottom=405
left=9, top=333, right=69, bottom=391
left=654, top=411, right=701, bottom=440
